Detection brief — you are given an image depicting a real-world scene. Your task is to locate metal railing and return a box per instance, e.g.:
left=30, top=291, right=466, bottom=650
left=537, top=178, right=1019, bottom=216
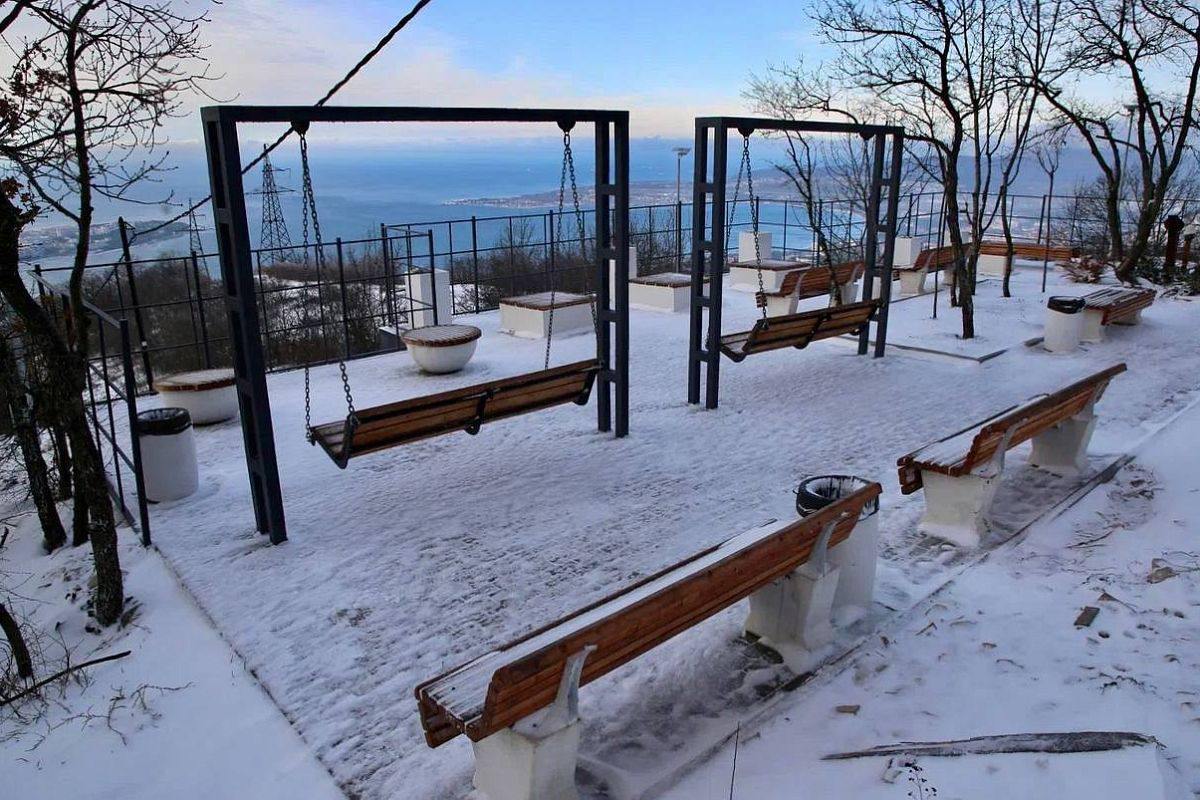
left=26, top=188, right=1189, bottom=399
left=31, top=273, right=151, bottom=545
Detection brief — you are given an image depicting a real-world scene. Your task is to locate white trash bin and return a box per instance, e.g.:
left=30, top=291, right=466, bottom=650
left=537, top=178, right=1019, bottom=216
left=1043, top=296, right=1086, bottom=354
left=137, top=407, right=199, bottom=502
left=795, top=474, right=881, bottom=611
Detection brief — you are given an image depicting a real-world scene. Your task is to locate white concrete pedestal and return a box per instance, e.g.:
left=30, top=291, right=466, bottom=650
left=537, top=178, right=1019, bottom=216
left=898, top=268, right=929, bottom=297
left=473, top=724, right=581, bottom=800
left=472, top=648, right=592, bottom=800
left=745, top=564, right=840, bottom=651
left=409, top=268, right=453, bottom=328
left=1043, top=307, right=1084, bottom=353
left=729, top=263, right=796, bottom=293
left=764, top=292, right=799, bottom=317
left=893, top=236, right=923, bottom=270
left=837, top=280, right=859, bottom=305
left=607, top=246, right=638, bottom=293
left=1081, top=309, right=1106, bottom=343
left=738, top=231, right=772, bottom=263
left=978, top=253, right=1008, bottom=277
left=828, top=513, right=880, bottom=611
left=1029, top=404, right=1096, bottom=477
left=918, top=464, right=1003, bottom=548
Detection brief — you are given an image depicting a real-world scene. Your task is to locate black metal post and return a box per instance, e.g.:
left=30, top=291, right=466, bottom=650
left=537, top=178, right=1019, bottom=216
left=190, top=251, right=213, bottom=368
left=858, top=134, right=886, bottom=355
left=201, top=109, right=287, bottom=544
left=119, top=319, right=152, bottom=545
left=118, top=218, right=155, bottom=388
left=471, top=216, right=481, bottom=314
left=873, top=130, right=904, bottom=358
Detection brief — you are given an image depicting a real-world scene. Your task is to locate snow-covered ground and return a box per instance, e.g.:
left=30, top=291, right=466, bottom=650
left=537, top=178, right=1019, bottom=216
left=9, top=262, right=1198, bottom=799
left=667, top=382, right=1200, bottom=800
left=0, top=504, right=344, bottom=799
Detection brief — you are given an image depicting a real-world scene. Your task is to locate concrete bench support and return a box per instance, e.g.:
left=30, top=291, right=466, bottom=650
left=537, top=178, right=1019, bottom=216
left=472, top=648, right=593, bottom=800
left=917, top=462, right=1003, bottom=549
left=764, top=292, right=798, bottom=317
left=977, top=253, right=1008, bottom=277
left=1081, top=309, right=1106, bottom=343
left=745, top=521, right=840, bottom=651
left=898, top=268, right=929, bottom=297
left=1028, top=401, right=1096, bottom=477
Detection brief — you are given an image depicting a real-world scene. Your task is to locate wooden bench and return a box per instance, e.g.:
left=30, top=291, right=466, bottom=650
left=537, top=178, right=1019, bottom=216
left=896, top=364, right=1126, bottom=547
left=894, top=246, right=956, bottom=294
left=757, top=260, right=865, bottom=315
left=719, top=300, right=879, bottom=363
left=978, top=240, right=1081, bottom=261
left=309, top=360, right=599, bottom=468
left=1080, top=287, right=1156, bottom=342
left=415, top=482, right=882, bottom=800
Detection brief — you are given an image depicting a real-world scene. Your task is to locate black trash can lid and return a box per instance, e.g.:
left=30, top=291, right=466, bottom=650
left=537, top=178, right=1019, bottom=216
left=136, top=407, right=192, bottom=436
left=795, top=474, right=879, bottom=518
left=1047, top=295, right=1086, bottom=314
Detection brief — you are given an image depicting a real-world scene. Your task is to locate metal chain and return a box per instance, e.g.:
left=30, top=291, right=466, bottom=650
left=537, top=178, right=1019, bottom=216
left=725, top=143, right=746, bottom=255
left=742, top=135, right=768, bottom=319
left=298, top=127, right=356, bottom=422
left=304, top=366, right=313, bottom=442
left=564, top=132, right=598, bottom=332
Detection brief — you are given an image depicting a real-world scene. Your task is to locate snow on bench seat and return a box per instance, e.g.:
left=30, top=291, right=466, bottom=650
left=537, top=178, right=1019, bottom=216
left=896, top=364, right=1126, bottom=546
left=414, top=482, right=880, bottom=798
left=1081, top=287, right=1156, bottom=337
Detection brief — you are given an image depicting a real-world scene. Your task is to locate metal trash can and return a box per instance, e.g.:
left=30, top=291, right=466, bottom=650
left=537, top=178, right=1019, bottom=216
left=795, top=475, right=881, bottom=611
left=136, top=408, right=198, bottom=502
left=1044, top=295, right=1086, bottom=354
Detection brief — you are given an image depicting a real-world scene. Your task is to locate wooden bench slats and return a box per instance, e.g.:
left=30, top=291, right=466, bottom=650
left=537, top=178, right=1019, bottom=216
left=415, top=483, right=882, bottom=747
left=309, top=360, right=599, bottom=463
left=896, top=364, right=1127, bottom=494
left=766, top=260, right=865, bottom=299
left=977, top=240, right=1080, bottom=261
left=720, top=300, right=879, bottom=362
left=1082, top=287, right=1155, bottom=325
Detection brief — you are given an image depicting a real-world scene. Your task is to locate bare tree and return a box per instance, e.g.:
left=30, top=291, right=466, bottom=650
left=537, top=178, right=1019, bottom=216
left=0, top=1, right=213, bottom=625
left=768, top=0, right=1061, bottom=338
left=746, top=65, right=934, bottom=276
left=1037, top=0, right=1200, bottom=283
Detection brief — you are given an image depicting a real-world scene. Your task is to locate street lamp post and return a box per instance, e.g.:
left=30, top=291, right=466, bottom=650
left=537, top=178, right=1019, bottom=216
left=673, top=146, right=691, bottom=269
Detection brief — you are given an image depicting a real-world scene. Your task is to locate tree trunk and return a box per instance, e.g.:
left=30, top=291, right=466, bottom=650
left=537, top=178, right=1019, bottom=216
left=0, top=335, right=65, bottom=552
left=0, top=602, right=33, bottom=679
left=0, top=193, right=123, bottom=625
left=1000, top=189, right=1015, bottom=298
left=1104, top=180, right=1125, bottom=263
left=944, top=189, right=975, bottom=339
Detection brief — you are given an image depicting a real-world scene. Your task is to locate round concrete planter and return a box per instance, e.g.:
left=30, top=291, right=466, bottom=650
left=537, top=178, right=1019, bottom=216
left=402, top=324, right=482, bottom=374
left=153, top=368, right=237, bottom=425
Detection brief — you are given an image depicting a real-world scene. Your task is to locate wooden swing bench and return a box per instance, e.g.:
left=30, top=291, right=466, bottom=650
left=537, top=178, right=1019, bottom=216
left=309, top=360, right=600, bottom=468
left=720, top=299, right=880, bottom=363
left=414, top=482, right=881, bottom=798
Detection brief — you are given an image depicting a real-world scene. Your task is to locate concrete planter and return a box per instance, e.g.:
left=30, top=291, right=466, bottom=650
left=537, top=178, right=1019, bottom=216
left=153, top=368, right=237, bottom=425
left=402, top=325, right=482, bottom=374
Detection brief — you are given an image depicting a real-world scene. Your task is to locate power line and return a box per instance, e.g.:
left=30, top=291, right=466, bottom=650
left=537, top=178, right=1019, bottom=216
left=130, top=0, right=435, bottom=243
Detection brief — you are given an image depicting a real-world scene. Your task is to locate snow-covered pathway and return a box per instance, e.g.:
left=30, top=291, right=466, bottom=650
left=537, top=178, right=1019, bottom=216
left=144, top=268, right=1200, bottom=798
left=666, top=379, right=1200, bottom=800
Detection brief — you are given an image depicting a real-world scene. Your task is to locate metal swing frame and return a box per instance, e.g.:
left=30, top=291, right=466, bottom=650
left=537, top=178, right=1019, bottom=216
left=687, top=117, right=905, bottom=409
left=202, top=105, right=631, bottom=544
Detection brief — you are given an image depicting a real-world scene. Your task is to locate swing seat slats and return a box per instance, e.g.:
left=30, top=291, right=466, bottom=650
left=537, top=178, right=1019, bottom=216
left=309, top=360, right=601, bottom=467
left=719, top=300, right=880, bottom=363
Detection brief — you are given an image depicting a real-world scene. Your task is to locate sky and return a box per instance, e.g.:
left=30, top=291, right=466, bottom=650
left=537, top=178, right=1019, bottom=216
left=188, top=0, right=817, bottom=144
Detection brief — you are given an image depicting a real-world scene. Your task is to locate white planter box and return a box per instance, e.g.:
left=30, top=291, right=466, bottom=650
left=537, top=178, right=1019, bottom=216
left=738, top=231, right=772, bottom=263
left=728, top=261, right=800, bottom=293
left=892, top=236, right=923, bottom=269
left=629, top=273, right=692, bottom=313
left=499, top=293, right=593, bottom=339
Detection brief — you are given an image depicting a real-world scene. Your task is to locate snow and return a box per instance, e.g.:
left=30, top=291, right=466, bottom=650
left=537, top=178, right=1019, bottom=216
left=10, top=261, right=1200, bottom=799
left=665, top=383, right=1200, bottom=800
left=0, top=504, right=343, bottom=800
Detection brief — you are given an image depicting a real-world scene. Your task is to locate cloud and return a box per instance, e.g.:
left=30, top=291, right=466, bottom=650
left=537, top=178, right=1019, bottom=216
left=170, top=0, right=741, bottom=144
